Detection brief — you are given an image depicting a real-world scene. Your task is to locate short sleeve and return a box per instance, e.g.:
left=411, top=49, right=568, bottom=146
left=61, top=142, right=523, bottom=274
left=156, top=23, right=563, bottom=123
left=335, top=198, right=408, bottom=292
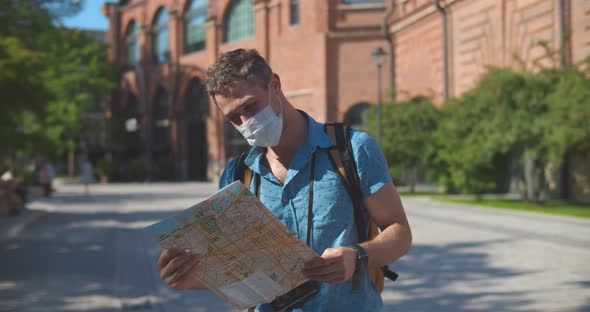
left=350, top=130, right=392, bottom=199
left=218, top=158, right=238, bottom=189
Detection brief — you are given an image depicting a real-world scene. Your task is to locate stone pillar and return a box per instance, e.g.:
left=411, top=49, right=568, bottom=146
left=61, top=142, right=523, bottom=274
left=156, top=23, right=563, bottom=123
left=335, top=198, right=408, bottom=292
left=205, top=17, right=224, bottom=181
left=254, top=0, right=270, bottom=60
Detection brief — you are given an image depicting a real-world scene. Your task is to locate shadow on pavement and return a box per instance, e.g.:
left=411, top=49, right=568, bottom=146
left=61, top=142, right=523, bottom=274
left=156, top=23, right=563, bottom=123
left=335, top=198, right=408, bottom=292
left=571, top=282, right=590, bottom=312
left=574, top=301, right=590, bottom=312
left=3, top=189, right=566, bottom=312
left=37, top=191, right=213, bottom=206
left=382, top=241, right=530, bottom=312
left=0, top=206, right=232, bottom=312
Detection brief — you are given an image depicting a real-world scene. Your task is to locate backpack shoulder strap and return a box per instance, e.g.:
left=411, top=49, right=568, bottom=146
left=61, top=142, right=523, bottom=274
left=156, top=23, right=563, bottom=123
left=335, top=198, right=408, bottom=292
left=324, top=124, right=346, bottom=181
left=234, top=152, right=253, bottom=189
left=324, top=123, right=365, bottom=242
left=324, top=123, right=399, bottom=286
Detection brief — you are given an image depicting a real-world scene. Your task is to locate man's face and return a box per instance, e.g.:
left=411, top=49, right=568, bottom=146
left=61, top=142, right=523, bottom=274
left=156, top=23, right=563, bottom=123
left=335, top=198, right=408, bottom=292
left=214, top=80, right=274, bottom=127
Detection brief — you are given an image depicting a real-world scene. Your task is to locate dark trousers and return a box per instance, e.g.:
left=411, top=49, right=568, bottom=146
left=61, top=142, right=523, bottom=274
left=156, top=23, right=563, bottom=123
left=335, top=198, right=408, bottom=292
left=42, top=183, right=52, bottom=197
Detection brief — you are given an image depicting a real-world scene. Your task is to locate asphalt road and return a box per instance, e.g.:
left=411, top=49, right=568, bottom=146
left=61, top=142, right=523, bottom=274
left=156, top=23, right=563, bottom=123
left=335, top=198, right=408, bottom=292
left=1, top=183, right=588, bottom=312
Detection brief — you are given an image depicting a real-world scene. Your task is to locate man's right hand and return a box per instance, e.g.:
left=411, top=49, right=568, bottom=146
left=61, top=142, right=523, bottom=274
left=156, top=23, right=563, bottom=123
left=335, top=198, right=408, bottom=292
left=157, top=246, right=206, bottom=290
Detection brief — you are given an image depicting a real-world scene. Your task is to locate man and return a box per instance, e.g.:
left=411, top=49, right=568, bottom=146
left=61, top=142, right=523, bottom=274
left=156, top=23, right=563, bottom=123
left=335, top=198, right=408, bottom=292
left=157, top=49, right=412, bottom=311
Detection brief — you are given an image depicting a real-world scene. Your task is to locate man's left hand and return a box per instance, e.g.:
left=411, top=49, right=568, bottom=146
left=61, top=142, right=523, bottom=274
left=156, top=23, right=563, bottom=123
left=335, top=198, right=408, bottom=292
left=302, top=247, right=357, bottom=283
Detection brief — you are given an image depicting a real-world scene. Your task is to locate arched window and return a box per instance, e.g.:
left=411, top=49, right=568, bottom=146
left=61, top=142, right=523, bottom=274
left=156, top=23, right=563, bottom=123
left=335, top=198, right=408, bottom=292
left=184, top=0, right=208, bottom=53
left=123, top=96, right=140, bottom=132
left=151, top=7, right=169, bottom=64
left=123, top=94, right=141, bottom=150
left=185, top=78, right=209, bottom=180
left=153, top=88, right=170, bottom=149
left=125, top=20, right=139, bottom=66
left=186, top=78, right=209, bottom=120
left=224, top=0, right=254, bottom=43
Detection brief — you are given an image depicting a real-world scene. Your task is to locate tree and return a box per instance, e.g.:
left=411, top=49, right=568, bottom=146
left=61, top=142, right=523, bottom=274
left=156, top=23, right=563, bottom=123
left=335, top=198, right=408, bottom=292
left=0, top=38, right=49, bottom=156
left=435, top=92, right=503, bottom=196
left=366, top=96, right=440, bottom=193
left=0, top=1, right=116, bottom=164
left=434, top=67, right=552, bottom=198
left=23, top=28, right=116, bottom=158
left=544, top=65, right=590, bottom=161
left=0, top=0, right=81, bottom=46
left=433, top=64, right=590, bottom=202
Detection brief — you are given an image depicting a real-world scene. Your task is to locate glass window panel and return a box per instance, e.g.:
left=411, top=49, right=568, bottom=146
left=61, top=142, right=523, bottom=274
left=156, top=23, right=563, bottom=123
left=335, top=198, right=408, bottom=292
left=152, top=8, right=169, bottom=64
left=290, top=0, right=299, bottom=25
left=225, top=0, right=254, bottom=43
left=184, top=0, right=208, bottom=53
left=188, top=0, right=207, bottom=11
left=125, top=21, right=139, bottom=66
left=154, top=90, right=170, bottom=147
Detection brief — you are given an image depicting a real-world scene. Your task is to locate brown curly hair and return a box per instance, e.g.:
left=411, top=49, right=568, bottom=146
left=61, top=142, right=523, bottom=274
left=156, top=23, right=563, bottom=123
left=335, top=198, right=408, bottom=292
left=206, top=49, right=272, bottom=100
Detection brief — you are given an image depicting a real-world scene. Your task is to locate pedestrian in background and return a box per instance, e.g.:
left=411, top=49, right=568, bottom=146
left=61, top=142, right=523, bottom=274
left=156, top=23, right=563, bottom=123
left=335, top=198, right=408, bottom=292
left=39, top=161, right=51, bottom=197
left=80, top=157, right=95, bottom=196
left=45, top=161, right=55, bottom=194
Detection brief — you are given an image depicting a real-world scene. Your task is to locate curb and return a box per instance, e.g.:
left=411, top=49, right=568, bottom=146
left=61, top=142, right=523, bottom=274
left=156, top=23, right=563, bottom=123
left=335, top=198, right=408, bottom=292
left=0, top=209, right=49, bottom=242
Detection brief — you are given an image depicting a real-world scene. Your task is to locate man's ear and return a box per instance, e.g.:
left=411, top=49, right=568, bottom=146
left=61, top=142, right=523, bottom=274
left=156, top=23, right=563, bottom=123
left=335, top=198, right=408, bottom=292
left=211, top=94, right=222, bottom=112
left=270, top=73, right=282, bottom=91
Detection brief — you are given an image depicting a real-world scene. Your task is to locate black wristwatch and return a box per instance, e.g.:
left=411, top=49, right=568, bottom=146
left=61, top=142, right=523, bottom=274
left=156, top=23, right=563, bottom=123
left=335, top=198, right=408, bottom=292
left=351, top=244, right=368, bottom=272
left=350, top=244, right=368, bottom=293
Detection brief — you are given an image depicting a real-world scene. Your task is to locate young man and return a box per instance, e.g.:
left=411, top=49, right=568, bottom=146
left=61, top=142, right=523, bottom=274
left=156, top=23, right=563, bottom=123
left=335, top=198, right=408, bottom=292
left=157, top=49, right=412, bottom=311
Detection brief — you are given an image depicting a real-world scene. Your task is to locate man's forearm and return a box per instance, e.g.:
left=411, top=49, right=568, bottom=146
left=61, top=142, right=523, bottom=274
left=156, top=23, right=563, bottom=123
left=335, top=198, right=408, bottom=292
left=359, top=223, right=412, bottom=269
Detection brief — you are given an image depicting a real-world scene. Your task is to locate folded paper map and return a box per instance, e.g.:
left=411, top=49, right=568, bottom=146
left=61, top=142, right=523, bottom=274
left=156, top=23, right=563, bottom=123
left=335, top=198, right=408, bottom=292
left=144, top=181, right=318, bottom=310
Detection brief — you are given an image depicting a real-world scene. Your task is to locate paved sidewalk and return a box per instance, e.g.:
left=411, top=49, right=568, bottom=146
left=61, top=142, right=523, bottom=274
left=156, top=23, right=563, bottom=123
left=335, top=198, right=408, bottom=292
left=389, top=196, right=590, bottom=312
left=0, top=208, right=48, bottom=242
left=3, top=183, right=589, bottom=311
left=0, top=188, right=62, bottom=241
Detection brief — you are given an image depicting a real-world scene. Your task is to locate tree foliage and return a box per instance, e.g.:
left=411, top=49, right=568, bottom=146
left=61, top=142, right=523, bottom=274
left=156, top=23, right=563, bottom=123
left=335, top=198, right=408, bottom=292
left=27, top=28, right=116, bottom=157
left=366, top=96, right=440, bottom=192
left=0, top=0, right=81, bottom=46
left=434, top=67, right=555, bottom=195
left=375, top=59, right=589, bottom=199
left=0, top=1, right=116, bottom=159
left=0, top=38, right=49, bottom=153
left=543, top=67, right=590, bottom=161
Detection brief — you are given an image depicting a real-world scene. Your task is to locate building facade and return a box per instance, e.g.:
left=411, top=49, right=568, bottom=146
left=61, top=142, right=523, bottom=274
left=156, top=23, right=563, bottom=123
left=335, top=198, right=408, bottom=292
left=102, top=0, right=392, bottom=182
left=387, top=0, right=589, bottom=103
left=385, top=0, right=590, bottom=201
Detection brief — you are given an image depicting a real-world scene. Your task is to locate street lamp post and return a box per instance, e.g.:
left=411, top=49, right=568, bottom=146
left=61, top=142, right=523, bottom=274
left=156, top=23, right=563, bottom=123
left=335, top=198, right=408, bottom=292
left=371, top=47, right=387, bottom=145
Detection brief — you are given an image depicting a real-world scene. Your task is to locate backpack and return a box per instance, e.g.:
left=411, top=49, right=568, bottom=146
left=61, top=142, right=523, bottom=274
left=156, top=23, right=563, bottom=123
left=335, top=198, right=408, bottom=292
left=234, top=122, right=398, bottom=292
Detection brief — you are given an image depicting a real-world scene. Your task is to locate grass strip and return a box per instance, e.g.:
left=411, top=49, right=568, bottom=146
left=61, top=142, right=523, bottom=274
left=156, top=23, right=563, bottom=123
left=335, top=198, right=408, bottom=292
left=430, top=196, right=590, bottom=219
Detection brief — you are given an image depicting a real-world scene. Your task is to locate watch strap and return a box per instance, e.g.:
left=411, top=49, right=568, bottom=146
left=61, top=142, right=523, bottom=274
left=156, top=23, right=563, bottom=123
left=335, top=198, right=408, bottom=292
left=352, top=245, right=368, bottom=263
left=350, top=244, right=368, bottom=293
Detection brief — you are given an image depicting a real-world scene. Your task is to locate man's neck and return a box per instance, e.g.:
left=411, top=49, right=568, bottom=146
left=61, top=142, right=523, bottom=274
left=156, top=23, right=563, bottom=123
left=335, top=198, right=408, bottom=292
left=266, top=109, right=307, bottom=166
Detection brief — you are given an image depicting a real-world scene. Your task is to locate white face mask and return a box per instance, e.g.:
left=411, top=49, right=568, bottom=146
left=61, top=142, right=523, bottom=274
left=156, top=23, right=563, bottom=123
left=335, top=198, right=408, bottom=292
left=235, top=86, right=283, bottom=147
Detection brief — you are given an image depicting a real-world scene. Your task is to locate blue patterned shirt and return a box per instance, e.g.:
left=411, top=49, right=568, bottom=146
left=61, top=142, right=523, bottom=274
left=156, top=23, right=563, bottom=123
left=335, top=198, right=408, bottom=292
left=219, top=111, right=392, bottom=311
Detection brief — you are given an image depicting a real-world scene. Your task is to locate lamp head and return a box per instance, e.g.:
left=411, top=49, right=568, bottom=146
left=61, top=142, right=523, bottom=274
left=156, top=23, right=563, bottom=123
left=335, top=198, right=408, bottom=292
left=371, top=47, right=387, bottom=67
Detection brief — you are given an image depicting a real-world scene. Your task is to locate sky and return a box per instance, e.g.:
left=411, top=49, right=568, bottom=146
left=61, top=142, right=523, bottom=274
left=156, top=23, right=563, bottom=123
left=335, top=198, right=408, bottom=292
left=61, top=0, right=109, bottom=30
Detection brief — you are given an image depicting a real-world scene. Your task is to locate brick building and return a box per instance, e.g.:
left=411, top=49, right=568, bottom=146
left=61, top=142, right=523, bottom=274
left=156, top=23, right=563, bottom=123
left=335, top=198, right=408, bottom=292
left=387, top=0, right=589, bottom=103
left=102, top=0, right=589, bottom=199
left=385, top=0, right=590, bottom=201
left=102, top=0, right=392, bottom=181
